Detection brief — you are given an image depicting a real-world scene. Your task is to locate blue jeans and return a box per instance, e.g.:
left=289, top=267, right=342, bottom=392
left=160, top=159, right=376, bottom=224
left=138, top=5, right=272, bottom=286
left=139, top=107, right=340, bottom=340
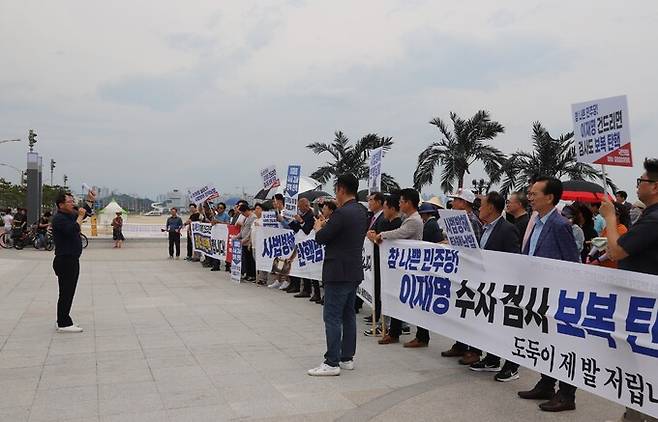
left=323, top=281, right=359, bottom=367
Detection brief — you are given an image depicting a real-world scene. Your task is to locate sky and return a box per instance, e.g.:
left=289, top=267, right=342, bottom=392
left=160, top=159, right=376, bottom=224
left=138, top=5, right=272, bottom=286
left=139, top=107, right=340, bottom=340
left=1, top=1, right=657, bottom=201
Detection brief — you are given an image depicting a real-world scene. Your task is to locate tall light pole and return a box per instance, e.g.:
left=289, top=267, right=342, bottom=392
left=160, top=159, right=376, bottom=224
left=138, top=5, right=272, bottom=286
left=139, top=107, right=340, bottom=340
left=0, top=162, right=23, bottom=184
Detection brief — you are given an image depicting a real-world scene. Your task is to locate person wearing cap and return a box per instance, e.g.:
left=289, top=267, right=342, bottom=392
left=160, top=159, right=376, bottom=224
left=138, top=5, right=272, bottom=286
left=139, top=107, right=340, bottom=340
left=441, top=188, right=483, bottom=362
left=629, top=200, right=645, bottom=226
left=111, top=211, right=125, bottom=248
left=403, top=202, right=445, bottom=348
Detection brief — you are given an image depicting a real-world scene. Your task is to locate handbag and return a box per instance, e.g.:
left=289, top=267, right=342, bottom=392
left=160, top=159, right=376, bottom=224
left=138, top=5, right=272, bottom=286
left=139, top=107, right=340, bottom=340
left=271, top=257, right=292, bottom=276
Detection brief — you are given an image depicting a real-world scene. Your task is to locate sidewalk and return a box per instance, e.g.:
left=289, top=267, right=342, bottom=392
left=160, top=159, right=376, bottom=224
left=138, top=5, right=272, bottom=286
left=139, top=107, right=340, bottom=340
left=0, top=242, right=622, bottom=421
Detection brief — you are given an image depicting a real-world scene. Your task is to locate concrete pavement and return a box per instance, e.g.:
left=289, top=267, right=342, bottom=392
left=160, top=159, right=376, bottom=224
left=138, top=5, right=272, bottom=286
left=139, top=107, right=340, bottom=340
left=0, top=241, right=623, bottom=421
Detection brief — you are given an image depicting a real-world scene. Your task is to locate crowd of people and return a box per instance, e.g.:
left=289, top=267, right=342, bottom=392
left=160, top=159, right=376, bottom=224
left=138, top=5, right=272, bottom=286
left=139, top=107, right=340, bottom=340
left=161, top=158, right=657, bottom=420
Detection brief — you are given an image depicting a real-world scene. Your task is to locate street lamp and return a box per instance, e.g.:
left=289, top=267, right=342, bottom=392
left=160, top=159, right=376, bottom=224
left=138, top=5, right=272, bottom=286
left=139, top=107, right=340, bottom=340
left=0, top=138, right=21, bottom=145
left=0, top=162, right=24, bottom=184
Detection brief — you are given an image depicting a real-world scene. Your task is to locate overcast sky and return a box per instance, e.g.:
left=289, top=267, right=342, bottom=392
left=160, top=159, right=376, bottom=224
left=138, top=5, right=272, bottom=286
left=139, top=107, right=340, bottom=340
left=1, top=1, right=656, bottom=200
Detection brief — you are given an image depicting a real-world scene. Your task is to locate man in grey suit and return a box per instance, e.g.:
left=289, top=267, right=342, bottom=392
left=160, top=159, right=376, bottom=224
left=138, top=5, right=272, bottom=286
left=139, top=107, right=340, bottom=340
left=308, top=174, right=368, bottom=376
left=368, top=188, right=424, bottom=346
left=517, top=176, right=580, bottom=413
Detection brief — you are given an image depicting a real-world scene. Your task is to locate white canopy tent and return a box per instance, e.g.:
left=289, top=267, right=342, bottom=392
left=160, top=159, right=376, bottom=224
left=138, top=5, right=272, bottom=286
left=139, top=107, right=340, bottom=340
left=98, top=200, right=128, bottom=226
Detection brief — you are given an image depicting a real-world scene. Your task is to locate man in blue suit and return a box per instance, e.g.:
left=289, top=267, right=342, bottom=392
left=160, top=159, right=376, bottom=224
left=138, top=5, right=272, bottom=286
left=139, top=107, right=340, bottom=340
left=517, top=176, right=580, bottom=412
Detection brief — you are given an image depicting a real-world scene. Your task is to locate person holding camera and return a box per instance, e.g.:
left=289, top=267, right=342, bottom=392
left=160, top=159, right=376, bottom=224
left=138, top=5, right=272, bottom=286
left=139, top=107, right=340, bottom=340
left=52, top=191, right=93, bottom=333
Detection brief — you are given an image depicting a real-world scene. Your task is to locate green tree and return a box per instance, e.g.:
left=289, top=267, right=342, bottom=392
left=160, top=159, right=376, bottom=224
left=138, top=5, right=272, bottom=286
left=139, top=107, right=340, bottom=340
left=307, top=131, right=400, bottom=192
left=413, top=110, right=506, bottom=193
left=492, top=121, right=615, bottom=195
left=0, top=178, right=26, bottom=209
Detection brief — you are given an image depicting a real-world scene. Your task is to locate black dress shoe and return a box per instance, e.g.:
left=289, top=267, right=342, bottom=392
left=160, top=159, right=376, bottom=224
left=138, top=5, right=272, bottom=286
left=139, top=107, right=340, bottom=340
left=538, top=393, right=575, bottom=412
left=309, top=294, right=321, bottom=302
left=294, top=291, right=311, bottom=298
left=518, top=386, right=555, bottom=400
left=287, top=287, right=301, bottom=294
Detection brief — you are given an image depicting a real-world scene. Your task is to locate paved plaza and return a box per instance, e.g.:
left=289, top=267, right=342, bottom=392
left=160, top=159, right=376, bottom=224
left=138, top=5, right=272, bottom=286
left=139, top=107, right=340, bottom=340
left=0, top=241, right=623, bottom=421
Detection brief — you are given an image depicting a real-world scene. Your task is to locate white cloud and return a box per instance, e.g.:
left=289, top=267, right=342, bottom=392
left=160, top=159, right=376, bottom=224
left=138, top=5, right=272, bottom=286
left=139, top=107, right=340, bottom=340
left=0, top=0, right=657, bottom=199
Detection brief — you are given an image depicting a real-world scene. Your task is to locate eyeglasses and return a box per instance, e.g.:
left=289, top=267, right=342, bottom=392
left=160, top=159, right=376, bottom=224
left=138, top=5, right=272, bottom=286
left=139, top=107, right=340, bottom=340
left=637, top=178, right=657, bottom=187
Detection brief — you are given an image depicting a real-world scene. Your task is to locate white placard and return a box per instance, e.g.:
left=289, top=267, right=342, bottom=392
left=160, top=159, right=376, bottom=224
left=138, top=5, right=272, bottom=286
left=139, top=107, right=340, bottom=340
left=571, top=95, right=632, bottom=167
left=368, top=147, right=383, bottom=194
left=438, top=209, right=480, bottom=249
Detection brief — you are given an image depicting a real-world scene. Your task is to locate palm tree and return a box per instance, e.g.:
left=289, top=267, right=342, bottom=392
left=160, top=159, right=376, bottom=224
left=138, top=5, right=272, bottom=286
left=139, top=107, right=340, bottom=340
left=492, top=121, right=615, bottom=195
left=306, top=131, right=400, bottom=192
left=413, top=111, right=506, bottom=193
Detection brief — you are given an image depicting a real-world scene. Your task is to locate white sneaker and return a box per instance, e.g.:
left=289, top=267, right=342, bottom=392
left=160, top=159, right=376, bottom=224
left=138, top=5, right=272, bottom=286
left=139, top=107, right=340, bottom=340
left=278, top=281, right=290, bottom=290
left=56, top=325, right=83, bottom=333
left=268, top=281, right=282, bottom=289
left=307, top=363, right=340, bottom=376
left=339, top=360, right=355, bottom=370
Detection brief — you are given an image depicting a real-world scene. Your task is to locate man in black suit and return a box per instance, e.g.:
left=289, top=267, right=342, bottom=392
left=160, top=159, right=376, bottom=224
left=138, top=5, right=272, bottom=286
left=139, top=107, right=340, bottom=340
left=308, top=174, right=368, bottom=376
left=467, top=191, right=522, bottom=381
left=361, top=192, right=386, bottom=325
left=288, top=198, right=316, bottom=297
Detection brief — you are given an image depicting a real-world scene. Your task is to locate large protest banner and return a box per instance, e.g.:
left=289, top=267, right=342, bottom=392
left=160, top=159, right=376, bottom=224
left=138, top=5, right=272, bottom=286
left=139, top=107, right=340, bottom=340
left=190, top=222, right=229, bottom=260
left=380, top=239, right=658, bottom=416
left=572, top=95, right=632, bottom=167
left=368, top=147, right=383, bottom=194
left=188, top=185, right=220, bottom=204
left=283, top=165, right=301, bottom=219
left=260, top=165, right=280, bottom=190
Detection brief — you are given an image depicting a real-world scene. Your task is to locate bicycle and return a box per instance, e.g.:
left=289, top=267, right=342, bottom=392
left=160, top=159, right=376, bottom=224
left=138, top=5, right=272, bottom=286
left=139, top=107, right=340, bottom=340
left=0, top=232, right=13, bottom=249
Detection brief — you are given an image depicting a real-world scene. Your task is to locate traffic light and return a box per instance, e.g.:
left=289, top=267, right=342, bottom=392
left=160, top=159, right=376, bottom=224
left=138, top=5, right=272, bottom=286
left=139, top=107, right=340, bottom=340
left=28, top=129, right=37, bottom=152
left=50, top=159, right=56, bottom=171
left=63, top=174, right=68, bottom=186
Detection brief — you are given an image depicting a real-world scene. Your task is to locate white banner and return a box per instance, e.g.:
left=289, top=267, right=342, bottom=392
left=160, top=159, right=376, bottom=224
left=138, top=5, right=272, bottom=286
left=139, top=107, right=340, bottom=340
left=188, top=185, right=220, bottom=205
left=438, top=209, right=480, bottom=249
left=260, top=165, right=280, bottom=190
left=190, top=222, right=228, bottom=260
left=572, top=95, right=633, bottom=167
left=231, top=238, right=242, bottom=283
left=368, top=147, right=383, bottom=194
left=358, top=238, right=375, bottom=305
left=380, top=239, right=658, bottom=416
left=261, top=211, right=280, bottom=228
left=283, top=165, right=301, bottom=219
left=253, top=226, right=325, bottom=279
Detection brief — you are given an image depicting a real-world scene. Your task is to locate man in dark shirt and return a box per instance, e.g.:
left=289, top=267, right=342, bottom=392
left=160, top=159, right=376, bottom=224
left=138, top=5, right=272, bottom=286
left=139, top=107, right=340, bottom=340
left=165, top=208, right=183, bottom=259
left=506, top=191, right=530, bottom=238
left=184, top=203, right=201, bottom=261
left=308, top=174, right=368, bottom=376
left=35, top=211, right=51, bottom=249
left=52, top=192, right=90, bottom=333
left=601, top=158, right=658, bottom=422
left=404, top=202, right=445, bottom=348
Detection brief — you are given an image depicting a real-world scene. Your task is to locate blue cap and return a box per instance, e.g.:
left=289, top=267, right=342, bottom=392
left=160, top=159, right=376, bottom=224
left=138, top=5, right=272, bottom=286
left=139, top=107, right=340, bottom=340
left=418, top=202, right=437, bottom=214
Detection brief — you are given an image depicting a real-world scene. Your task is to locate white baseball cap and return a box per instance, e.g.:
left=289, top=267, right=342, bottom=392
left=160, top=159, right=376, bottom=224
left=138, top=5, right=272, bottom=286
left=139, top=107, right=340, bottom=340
left=447, top=188, right=476, bottom=204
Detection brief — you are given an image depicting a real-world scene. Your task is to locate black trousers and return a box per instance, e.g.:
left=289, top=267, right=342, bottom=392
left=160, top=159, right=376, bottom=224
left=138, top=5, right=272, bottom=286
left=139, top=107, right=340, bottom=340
left=168, top=232, right=180, bottom=257
left=186, top=236, right=193, bottom=258
left=416, top=327, right=430, bottom=343
left=389, top=318, right=403, bottom=338
left=453, top=341, right=481, bottom=354
left=538, top=375, right=577, bottom=399
left=301, top=278, right=311, bottom=293
left=53, top=255, right=80, bottom=328
left=242, top=246, right=256, bottom=278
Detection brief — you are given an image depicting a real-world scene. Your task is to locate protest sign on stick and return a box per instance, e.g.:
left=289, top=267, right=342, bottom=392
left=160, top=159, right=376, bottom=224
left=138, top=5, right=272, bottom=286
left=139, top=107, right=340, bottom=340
left=283, top=165, right=301, bottom=220
left=368, top=147, right=383, bottom=194
left=438, top=209, right=480, bottom=249
left=230, top=238, right=242, bottom=283
left=260, top=166, right=280, bottom=190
